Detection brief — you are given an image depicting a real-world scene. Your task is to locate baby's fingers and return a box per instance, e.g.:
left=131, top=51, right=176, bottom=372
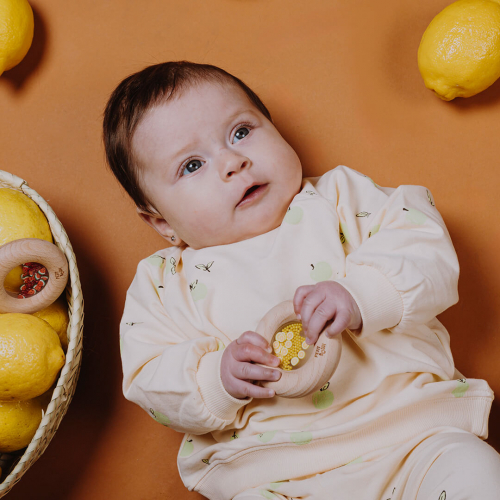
left=237, top=330, right=272, bottom=353
left=305, top=300, right=335, bottom=344
left=293, top=285, right=316, bottom=318
left=325, top=309, right=351, bottom=338
left=234, top=361, right=281, bottom=385
left=231, top=378, right=277, bottom=399
left=233, top=341, right=280, bottom=368
left=297, top=288, right=327, bottom=342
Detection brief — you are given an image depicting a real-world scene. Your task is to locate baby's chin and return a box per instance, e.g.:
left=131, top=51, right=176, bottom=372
left=187, top=221, right=282, bottom=249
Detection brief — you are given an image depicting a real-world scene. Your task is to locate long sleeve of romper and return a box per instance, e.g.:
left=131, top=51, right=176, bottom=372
left=319, top=165, right=460, bottom=338
left=120, top=258, right=251, bottom=435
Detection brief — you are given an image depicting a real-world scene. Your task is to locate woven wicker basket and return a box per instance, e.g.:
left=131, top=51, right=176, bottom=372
left=0, top=170, right=84, bottom=497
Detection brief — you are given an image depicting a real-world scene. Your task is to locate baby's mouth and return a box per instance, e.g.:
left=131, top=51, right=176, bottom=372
left=237, top=184, right=268, bottom=207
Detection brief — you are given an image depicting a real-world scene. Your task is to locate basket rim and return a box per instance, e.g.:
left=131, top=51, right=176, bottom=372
left=0, top=171, right=84, bottom=495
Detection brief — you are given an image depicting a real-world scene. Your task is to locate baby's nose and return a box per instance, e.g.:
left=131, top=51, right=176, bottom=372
left=220, top=153, right=250, bottom=178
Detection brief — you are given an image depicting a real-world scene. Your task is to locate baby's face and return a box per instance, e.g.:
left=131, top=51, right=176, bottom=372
left=132, top=80, right=303, bottom=249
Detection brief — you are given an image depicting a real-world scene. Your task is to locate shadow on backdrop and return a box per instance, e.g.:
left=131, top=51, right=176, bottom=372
left=5, top=220, right=121, bottom=500
left=441, top=218, right=500, bottom=454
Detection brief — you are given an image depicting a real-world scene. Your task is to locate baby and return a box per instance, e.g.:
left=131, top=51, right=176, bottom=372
left=103, top=61, right=500, bottom=499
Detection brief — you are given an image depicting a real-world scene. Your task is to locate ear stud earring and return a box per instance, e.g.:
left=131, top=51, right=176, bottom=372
left=171, top=236, right=175, bottom=242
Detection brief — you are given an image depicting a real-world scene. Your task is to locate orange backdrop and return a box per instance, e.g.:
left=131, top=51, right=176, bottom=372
left=1, top=0, right=500, bottom=498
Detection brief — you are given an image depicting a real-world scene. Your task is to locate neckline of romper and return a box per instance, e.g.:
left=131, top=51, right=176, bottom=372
left=181, top=176, right=318, bottom=259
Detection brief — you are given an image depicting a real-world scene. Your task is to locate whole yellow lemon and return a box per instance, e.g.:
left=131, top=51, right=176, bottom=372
left=0, top=313, right=65, bottom=401
left=0, top=188, right=52, bottom=246
left=32, top=296, right=70, bottom=352
left=0, top=0, right=34, bottom=76
left=0, top=398, right=43, bottom=453
left=418, top=0, right=500, bottom=100
left=0, top=188, right=52, bottom=294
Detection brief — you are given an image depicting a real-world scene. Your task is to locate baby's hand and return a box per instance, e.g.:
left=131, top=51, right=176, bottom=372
left=221, top=331, right=282, bottom=400
left=293, top=281, right=363, bottom=345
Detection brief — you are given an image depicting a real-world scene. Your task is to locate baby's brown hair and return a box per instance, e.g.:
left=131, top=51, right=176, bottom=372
left=102, top=61, right=273, bottom=214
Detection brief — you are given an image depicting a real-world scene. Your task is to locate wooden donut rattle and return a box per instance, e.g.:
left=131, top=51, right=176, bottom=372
left=254, top=300, right=342, bottom=398
left=0, top=238, right=69, bottom=314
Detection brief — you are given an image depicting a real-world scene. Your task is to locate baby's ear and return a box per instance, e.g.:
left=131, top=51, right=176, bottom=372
left=136, top=208, right=183, bottom=246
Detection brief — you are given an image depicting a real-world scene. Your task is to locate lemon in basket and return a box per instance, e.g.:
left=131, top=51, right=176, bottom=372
left=0, top=313, right=65, bottom=401
left=0, top=398, right=43, bottom=453
left=0, top=0, right=34, bottom=77
left=418, top=0, right=500, bottom=100
left=32, top=295, right=70, bottom=352
left=0, top=188, right=52, bottom=294
left=0, top=188, right=52, bottom=245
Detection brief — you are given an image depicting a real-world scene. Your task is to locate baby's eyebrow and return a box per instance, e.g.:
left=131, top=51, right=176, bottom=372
left=169, top=109, right=259, bottom=162
left=169, top=141, right=198, bottom=163
left=226, top=108, right=259, bottom=122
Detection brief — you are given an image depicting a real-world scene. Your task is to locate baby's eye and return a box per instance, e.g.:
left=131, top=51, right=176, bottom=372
left=181, top=159, right=203, bottom=176
left=232, top=127, right=250, bottom=144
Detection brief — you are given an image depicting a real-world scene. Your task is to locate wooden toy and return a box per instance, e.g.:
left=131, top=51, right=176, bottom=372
left=255, top=300, right=342, bottom=398
left=0, top=238, right=68, bottom=314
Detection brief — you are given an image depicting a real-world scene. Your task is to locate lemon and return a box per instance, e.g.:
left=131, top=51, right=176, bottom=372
left=0, top=0, right=34, bottom=76
left=0, top=313, right=65, bottom=401
left=0, top=188, right=52, bottom=246
left=32, top=296, right=69, bottom=352
left=418, top=0, right=500, bottom=100
left=0, top=398, right=43, bottom=453
left=3, top=264, right=23, bottom=294
left=0, top=188, right=52, bottom=293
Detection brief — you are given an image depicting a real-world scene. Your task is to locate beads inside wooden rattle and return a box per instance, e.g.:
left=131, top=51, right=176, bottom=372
left=272, top=321, right=312, bottom=370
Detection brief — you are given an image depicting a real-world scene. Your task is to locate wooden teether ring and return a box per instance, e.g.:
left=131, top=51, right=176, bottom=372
left=255, top=300, right=342, bottom=398
left=0, top=238, right=69, bottom=314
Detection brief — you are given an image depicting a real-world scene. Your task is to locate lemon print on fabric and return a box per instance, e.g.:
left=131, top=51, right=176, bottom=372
left=418, top=0, right=500, bottom=101
left=168, top=257, right=177, bottom=275
left=284, top=206, right=303, bottom=224
left=190, top=280, right=207, bottom=301
left=217, top=339, right=225, bottom=351
left=339, top=222, right=350, bottom=244
left=345, top=456, right=363, bottom=465
left=180, top=438, right=194, bottom=457
left=312, top=382, right=334, bottom=409
left=195, top=261, right=213, bottom=272
left=310, top=262, right=333, bottom=282
left=269, top=482, right=285, bottom=490
left=365, top=176, right=381, bottom=188
left=230, top=431, right=239, bottom=440
left=257, top=430, right=276, bottom=443
left=259, top=490, right=278, bottom=499
left=153, top=278, right=163, bottom=292
left=439, top=491, right=446, bottom=500
left=290, top=431, right=313, bottom=445
left=149, top=408, right=170, bottom=426
left=452, top=378, right=469, bottom=398
left=368, top=224, right=380, bottom=238
left=147, top=255, right=165, bottom=268
left=403, top=207, right=427, bottom=225
left=426, top=189, right=435, bottom=207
